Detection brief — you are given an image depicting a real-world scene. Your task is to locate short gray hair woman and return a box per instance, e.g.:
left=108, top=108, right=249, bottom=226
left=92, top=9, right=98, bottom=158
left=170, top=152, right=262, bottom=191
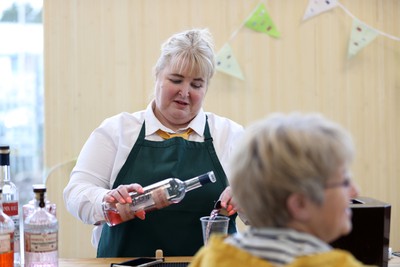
left=232, top=112, right=356, bottom=228
left=189, top=113, right=365, bottom=267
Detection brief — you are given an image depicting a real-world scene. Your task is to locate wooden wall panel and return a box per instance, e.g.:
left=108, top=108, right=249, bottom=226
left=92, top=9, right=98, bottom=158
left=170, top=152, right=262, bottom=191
left=44, top=0, right=400, bottom=256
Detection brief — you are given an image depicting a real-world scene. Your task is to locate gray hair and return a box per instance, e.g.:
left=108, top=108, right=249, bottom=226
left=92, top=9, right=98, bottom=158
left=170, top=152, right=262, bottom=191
left=230, top=112, right=355, bottom=227
left=153, top=28, right=216, bottom=82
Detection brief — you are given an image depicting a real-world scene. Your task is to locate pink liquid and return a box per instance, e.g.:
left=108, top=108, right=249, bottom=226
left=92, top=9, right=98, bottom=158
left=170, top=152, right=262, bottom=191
left=104, top=210, right=123, bottom=226
left=209, top=208, right=219, bottom=220
left=205, top=208, right=220, bottom=242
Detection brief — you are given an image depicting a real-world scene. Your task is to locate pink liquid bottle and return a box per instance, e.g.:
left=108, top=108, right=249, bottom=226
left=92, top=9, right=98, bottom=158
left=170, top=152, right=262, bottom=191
left=102, top=171, right=216, bottom=226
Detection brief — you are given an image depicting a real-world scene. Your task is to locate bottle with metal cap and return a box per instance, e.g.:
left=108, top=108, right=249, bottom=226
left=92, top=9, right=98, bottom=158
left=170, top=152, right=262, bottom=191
left=0, top=146, right=20, bottom=266
left=102, top=171, right=217, bottom=226
left=24, top=184, right=58, bottom=267
left=0, top=188, right=15, bottom=267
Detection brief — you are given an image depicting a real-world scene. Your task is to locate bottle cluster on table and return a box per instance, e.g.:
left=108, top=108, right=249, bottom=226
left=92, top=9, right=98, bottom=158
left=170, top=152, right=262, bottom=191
left=0, top=146, right=58, bottom=267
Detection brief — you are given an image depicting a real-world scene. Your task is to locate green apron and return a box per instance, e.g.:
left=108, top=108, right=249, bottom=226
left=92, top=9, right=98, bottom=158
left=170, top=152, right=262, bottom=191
left=97, top=118, right=237, bottom=257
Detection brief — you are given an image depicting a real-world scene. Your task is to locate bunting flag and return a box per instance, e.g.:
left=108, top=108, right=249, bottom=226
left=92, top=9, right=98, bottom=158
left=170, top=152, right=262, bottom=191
left=244, top=3, right=280, bottom=38
left=302, top=0, right=339, bottom=21
left=215, top=43, right=244, bottom=80
left=217, top=0, right=399, bottom=75
left=347, top=18, right=379, bottom=58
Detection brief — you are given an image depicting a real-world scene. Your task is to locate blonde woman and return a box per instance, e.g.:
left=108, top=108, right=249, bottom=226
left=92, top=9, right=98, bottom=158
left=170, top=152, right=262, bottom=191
left=64, top=29, right=243, bottom=257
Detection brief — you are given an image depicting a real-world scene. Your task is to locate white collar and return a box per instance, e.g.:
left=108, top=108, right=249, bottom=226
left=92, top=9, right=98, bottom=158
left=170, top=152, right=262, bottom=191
left=144, top=100, right=206, bottom=137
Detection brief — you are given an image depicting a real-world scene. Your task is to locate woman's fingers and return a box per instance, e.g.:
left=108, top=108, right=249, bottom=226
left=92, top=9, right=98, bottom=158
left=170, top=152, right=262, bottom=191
left=219, top=186, right=238, bottom=216
left=105, top=183, right=144, bottom=204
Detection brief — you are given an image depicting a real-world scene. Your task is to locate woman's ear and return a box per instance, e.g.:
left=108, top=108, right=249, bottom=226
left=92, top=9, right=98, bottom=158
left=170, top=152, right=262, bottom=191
left=286, top=193, right=312, bottom=222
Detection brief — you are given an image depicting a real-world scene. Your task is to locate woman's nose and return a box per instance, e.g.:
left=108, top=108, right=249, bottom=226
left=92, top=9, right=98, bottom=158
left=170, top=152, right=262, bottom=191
left=179, top=83, right=190, bottom=97
left=350, top=181, right=360, bottom=199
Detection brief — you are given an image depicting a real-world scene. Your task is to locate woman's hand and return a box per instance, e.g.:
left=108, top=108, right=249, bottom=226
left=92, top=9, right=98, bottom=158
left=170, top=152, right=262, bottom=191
left=218, top=186, right=238, bottom=216
left=104, top=183, right=146, bottom=220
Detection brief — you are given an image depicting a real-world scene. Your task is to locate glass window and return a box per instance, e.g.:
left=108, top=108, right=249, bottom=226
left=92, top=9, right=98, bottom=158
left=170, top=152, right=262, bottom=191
left=0, top=0, right=43, bottom=205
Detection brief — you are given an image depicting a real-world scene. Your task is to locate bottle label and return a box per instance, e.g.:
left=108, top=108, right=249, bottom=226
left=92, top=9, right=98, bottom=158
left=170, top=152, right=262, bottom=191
left=12, top=217, right=20, bottom=254
left=152, top=188, right=169, bottom=209
left=0, top=233, right=13, bottom=253
left=132, top=193, right=153, bottom=208
left=2, top=202, right=18, bottom=217
left=24, top=232, right=58, bottom=252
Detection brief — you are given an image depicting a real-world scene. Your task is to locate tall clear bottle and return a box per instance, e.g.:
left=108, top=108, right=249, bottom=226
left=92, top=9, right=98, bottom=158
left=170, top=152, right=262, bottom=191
left=0, top=146, right=20, bottom=266
left=24, top=185, right=58, bottom=267
left=102, top=171, right=217, bottom=226
left=0, top=188, right=15, bottom=267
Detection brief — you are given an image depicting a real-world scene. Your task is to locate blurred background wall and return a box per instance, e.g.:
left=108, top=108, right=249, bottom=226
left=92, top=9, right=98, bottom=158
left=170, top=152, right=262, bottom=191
left=44, top=0, right=400, bottom=254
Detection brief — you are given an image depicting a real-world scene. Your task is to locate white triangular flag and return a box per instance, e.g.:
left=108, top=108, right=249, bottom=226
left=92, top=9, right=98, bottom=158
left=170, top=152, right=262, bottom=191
left=303, top=0, right=339, bottom=21
left=347, top=19, right=379, bottom=58
left=216, top=44, right=244, bottom=80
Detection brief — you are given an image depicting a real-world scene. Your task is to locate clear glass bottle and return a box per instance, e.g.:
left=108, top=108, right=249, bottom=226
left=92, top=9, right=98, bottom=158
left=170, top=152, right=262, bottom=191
left=24, top=185, right=58, bottom=267
left=23, top=186, right=56, bottom=220
left=102, top=171, right=217, bottom=226
left=0, top=146, right=20, bottom=266
left=0, top=188, right=15, bottom=267
left=23, top=199, right=56, bottom=221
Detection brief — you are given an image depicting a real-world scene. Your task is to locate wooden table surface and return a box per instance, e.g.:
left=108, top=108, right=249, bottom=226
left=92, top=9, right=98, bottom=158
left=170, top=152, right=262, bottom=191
left=58, top=255, right=400, bottom=267
left=59, top=257, right=192, bottom=267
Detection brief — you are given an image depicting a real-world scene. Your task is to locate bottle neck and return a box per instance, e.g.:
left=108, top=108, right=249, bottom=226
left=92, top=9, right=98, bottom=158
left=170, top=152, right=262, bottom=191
left=0, top=165, right=11, bottom=183
left=34, top=192, right=46, bottom=208
left=184, top=177, right=202, bottom=192
left=0, top=151, right=11, bottom=183
left=184, top=172, right=215, bottom=192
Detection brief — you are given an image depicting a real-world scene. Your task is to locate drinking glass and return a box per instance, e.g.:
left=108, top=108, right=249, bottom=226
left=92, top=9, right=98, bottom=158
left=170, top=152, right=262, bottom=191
left=200, top=216, right=229, bottom=245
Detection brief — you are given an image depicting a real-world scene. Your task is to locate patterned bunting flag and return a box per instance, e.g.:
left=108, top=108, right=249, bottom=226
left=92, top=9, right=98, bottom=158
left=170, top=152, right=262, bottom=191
left=215, top=44, right=244, bottom=80
left=347, top=18, right=379, bottom=58
left=245, top=3, right=280, bottom=38
left=302, top=0, right=339, bottom=21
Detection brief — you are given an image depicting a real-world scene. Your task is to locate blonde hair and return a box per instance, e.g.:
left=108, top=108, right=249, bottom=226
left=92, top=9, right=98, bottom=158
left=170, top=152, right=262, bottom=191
left=230, top=112, right=355, bottom=227
left=153, top=28, right=216, bottom=82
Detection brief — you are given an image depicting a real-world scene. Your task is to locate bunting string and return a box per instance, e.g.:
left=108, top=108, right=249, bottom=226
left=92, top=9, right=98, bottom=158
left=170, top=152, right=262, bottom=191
left=216, top=0, right=400, bottom=79
left=337, top=2, right=400, bottom=42
left=225, top=0, right=263, bottom=44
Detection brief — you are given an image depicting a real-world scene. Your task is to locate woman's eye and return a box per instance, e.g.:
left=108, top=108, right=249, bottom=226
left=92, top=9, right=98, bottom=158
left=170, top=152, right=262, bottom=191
left=191, top=83, right=202, bottom=89
left=169, top=79, right=182, bottom=84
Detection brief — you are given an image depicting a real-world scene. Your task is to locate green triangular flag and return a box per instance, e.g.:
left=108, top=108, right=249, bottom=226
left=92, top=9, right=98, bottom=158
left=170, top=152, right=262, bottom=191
left=245, top=3, right=280, bottom=38
left=216, top=44, right=245, bottom=80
